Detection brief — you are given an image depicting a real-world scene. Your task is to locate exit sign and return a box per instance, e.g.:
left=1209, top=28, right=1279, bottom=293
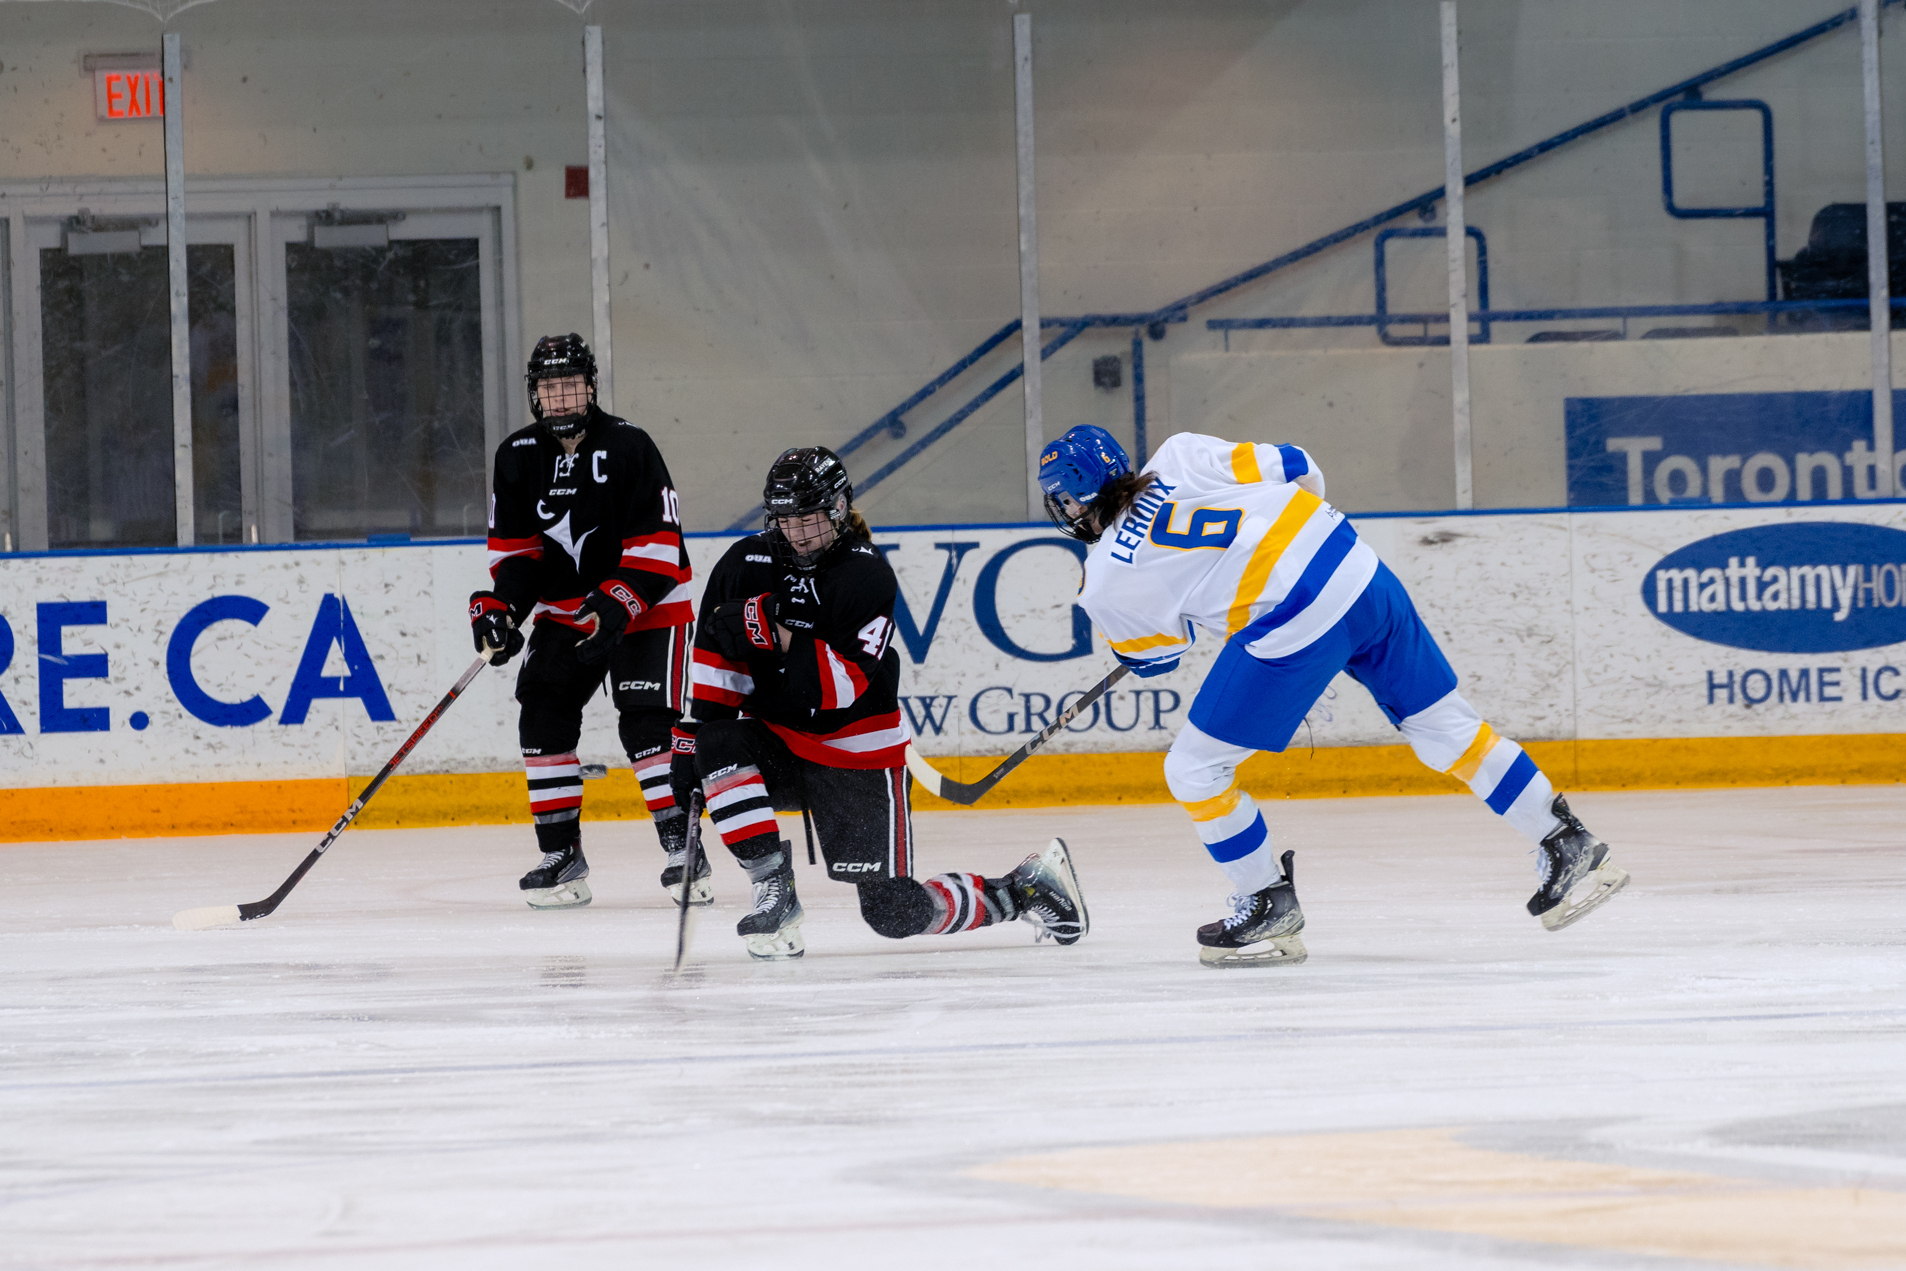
left=94, top=67, right=163, bottom=121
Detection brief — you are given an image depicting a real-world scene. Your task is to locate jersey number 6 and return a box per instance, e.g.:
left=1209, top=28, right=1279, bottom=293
left=1149, top=503, right=1241, bottom=551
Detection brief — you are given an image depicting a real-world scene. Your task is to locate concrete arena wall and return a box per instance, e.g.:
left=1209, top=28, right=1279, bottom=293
left=0, top=0, right=1895, bottom=531
left=2, top=502, right=1903, bottom=840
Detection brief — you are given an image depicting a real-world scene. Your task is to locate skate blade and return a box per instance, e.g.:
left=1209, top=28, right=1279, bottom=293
left=524, top=880, right=593, bottom=909
left=1199, top=934, right=1308, bottom=969
left=743, top=923, right=806, bottom=961
left=1541, top=863, right=1629, bottom=931
left=666, top=877, right=715, bottom=907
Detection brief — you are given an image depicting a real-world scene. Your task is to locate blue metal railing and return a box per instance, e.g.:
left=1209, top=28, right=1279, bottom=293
left=1660, top=98, right=1777, bottom=302
left=1374, top=227, right=1490, bottom=346
left=733, top=2, right=1887, bottom=532
left=1210, top=297, right=1906, bottom=345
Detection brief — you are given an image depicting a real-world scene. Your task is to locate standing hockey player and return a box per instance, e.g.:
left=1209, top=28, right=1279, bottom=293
left=470, top=334, right=695, bottom=908
left=1038, top=426, right=1628, bottom=967
left=669, top=445, right=1087, bottom=960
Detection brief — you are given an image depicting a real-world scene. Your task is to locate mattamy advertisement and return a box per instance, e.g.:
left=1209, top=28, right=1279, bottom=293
left=2, top=505, right=1905, bottom=798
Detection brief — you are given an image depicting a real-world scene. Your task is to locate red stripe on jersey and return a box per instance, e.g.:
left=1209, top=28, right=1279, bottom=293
left=813, top=642, right=871, bottom=711
left=694, top=648, right=751, bottom=676
left=619, top=531, right=689, bottom=582
left=763, top=712, right=908, bottom=770
left=628, top=598, right=694, bottom=631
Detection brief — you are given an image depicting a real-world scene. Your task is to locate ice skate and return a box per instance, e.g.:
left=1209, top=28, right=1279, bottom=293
left=661, top=846, right=713, bottom=906
left=1198, top=849, right=1307, bottom=968
left=1528, top=794, right=1628, bottom=931
left=1008, top=838, right=1089, bottom=945
left=519, top=841, right=592, bottom=909
left=737, top=849, right=804, bottom=960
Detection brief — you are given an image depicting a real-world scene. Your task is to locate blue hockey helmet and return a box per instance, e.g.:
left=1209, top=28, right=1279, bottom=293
left=1038, top=425, right=1131, bottom=543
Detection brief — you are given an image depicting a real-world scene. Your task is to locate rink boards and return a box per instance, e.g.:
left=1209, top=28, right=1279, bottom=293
left=2, top=501, right=1905, bottom=837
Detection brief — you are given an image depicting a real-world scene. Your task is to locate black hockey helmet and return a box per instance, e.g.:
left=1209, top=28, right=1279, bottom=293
left=763, top=446, right=853, bottom=570
left=526, top=333, right=597, bottom=439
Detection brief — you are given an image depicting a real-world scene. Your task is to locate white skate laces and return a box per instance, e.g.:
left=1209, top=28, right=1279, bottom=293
left=1220, top=893, right=1259, bottom=930
left=749, top=876, right=784, bottom=917
left=538, top=849, right=568, bottom=871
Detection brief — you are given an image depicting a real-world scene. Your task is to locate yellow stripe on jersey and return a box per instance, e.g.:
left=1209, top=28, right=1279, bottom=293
left=1231, top=442, right=1263, bottom=484
left=1445, top=722, right=1499, bottom=782
left=1225, top=488, right=1322, bottom=635
left=1108, top=631, right=1184, bottom=654
left=1181, top=784, right=1243, bottom=822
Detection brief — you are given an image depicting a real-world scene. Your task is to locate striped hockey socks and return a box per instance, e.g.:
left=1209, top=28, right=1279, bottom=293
left=631, top=745, right=686, bottom=851
left=1396, top=691, right=1562, bottom=845
left=1179, top=784, right=1281, bottom=894
left=1441, top=722, right=1558, bottom=843
left=704, top=763, right=780, bottom=848
left=525, top=751, right=583, bottom=851
left=920, top=872, right=1017, bottom=934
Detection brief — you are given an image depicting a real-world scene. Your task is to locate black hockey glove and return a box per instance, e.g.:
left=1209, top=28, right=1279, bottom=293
left=705, top=593, right=781, bottom=663
left=668, top=722, right=701, bottom=815
left=469, top=592, right=524, bottom=666
left=574, top=580, right=646, bottom=667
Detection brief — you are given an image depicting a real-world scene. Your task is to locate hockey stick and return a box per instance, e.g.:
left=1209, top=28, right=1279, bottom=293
left=904, top=663, right=1132, bottom=806
left=672, top=787, right=706, bottom=971
left=172, top=655, right=490, bottom=931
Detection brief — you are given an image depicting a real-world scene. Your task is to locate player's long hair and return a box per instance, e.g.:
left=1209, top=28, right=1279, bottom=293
left=1093, top=471, right=1160, bottom=531
left=846, top=508, right=873, bottom=542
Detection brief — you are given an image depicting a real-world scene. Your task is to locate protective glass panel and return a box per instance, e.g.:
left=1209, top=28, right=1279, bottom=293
left=286, top=239, right=487, bottom=541
left=40, top=243, right=240, bottom=549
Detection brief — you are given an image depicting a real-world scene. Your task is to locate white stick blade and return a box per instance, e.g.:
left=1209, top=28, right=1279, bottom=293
left=904, top=746, right=944, bottom=796
left=173, top=905, right=243, bottom=931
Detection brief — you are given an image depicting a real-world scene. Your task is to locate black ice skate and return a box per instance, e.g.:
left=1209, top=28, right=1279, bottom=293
left=1008, top=838, right=1089, bottom=945
left=736, top=848, right=804, bottom=960
left=661, top=846, right=713, bottom=906
left=1198, top=849, right=1307, bottom=968
left=520, top=841, right=591, bottom=909
left=1527, top=794, right=1628, bottom=931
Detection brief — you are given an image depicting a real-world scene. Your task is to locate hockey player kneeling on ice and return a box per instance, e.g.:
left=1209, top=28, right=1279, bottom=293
left=669, top=446, right=1088, bottom=960
left=470, top=334, right=697, bottom=910
left=1038, top=426, right=1628, bottom=968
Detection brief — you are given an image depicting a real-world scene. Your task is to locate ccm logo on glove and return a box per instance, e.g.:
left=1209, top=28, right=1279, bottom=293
left=601, top=580, right=644, bottom=628
left=742, top=593, right=776, bottom=651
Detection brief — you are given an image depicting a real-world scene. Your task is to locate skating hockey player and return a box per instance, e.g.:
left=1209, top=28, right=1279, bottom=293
left=469, top=334, right=694, bottom=909
left=1038, top=426, right=1628, bottom=968
left=669, top=445, right=1088, bottom=960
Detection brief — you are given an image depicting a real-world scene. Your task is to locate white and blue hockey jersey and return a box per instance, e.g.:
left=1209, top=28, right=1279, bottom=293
left=1077, top=432, right=1378, bottom=675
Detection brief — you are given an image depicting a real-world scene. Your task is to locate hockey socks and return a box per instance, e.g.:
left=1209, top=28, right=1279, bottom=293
left=704, top=763, right=780, bottom=847
left=525, top=752, right=584, bottom=850
left=921, top=872, right=1018, bottom=934
left=1442, top=723, right=1559, bottom=844
left=631, top=745, right=688, bottom=853
left=1180, top=784, right=1284, bottom=894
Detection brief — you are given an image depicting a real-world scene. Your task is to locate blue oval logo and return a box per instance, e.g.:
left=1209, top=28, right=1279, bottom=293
left=1643, top=521, right=1906, bottom=652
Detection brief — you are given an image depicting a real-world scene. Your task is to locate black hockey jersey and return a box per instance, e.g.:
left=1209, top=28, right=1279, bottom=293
left=486, top=405, right=692, bottom=632
left=689, top=534, right=908, bottom=770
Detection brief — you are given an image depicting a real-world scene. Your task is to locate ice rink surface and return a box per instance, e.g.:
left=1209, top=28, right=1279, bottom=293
left=3, top=786, right=1904, bottom=1270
